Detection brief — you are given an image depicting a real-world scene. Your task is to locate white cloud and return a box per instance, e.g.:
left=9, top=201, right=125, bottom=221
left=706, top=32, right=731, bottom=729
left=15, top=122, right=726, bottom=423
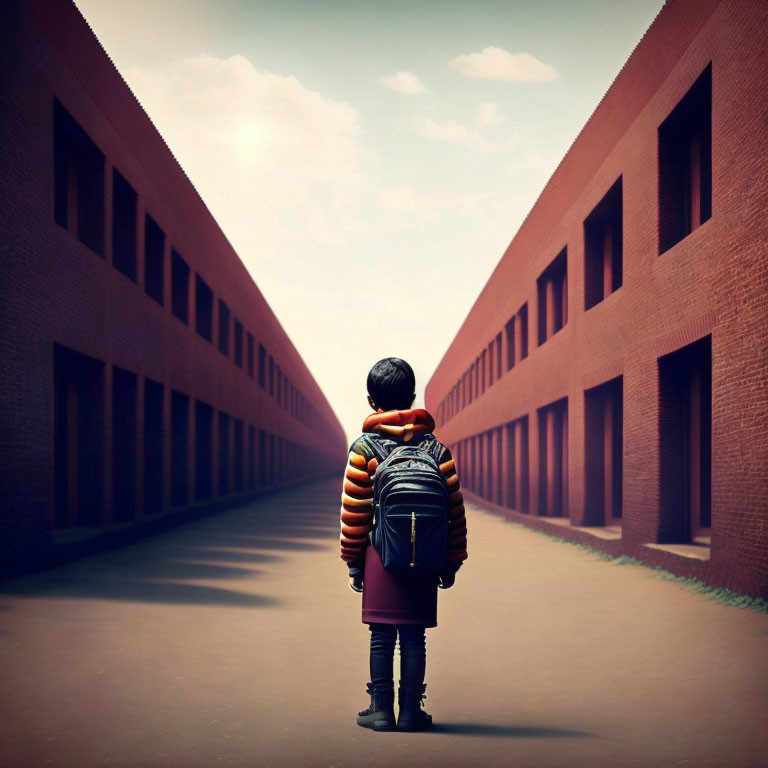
left=413, top=117, right=518, bottom=153
left=378, top=70, right=427, bottom=94
left=450, top=46, right=559, bottom=82
left=477, top=102, right=504, bottom=126
left=123, top=54, right=372, bottom=252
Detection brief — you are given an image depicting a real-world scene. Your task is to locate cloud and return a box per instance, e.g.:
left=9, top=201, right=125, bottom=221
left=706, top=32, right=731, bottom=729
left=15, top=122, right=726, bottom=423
left=413, top=117, right=517, bottom=153
left=123, top=54, right=372, bottom=252
left=477, top=102, right=504, bottom=126
left=450, top=46, right=558, bottom=82
left=378, top=70, right=427, bottom=94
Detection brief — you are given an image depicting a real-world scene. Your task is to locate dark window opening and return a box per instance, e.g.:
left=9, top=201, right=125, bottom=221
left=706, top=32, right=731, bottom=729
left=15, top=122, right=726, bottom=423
left=537, top=398, right=568, bottom=517
left=505, top=416, right=529, bottom=513
left=218, top=411, right=230, bottom=496
left=112, top=169, right=137, bottom=281
left=537, top=249, right=567, bottom=345
left=258, top=344, right=266, bottom=387
left=112, top=366, right=138, bottom=522
left=143, top=378, right=164, bottom=515
left=248, top=424, right=256, bottom=490
left=247, top=333, right=255, bottom=377
left=269, top=356, right=275, bottom=396
left=171, top=249, right=190, bottom=324
left=584, top=377, right=623, bottom=525
left=234, top=319, right=243, bottom=368
left=53, top=99, right=105, bottom=257
left=195, top=275, right=213, bottom=341
left=194, top=400, right=213, bottom=501
left=218, top=300, right=230, bottom=356
left=495, top=332, right=502, bottom=380
left=171, top=390, right=189, bottom=507
left=144, top=215, right=165, bottom=305
left=234, top=419, right=244, bottom=493
left=658, top=336, right=712, bottom=542
left=585, top=177, right=623, bottom=309
left=659, top=63, right=712, bottom=254
left=259, top=430, right=267, bottom=486
left=53, top=344, right=106, bottom=528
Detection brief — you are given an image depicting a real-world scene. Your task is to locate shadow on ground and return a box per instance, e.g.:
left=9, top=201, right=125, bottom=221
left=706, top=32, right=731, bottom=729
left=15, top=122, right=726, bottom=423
left=0, top=477, right=341, bottom=609
left=428, top=723, right=595, bottom=738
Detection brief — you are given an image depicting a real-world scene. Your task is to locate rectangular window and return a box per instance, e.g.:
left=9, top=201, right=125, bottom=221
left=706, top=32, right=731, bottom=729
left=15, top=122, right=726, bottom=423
left=505, top=317, right=516, bottom=371
left=537, top=249, right=567, bottom=346
left=659, top=64, right=712, bottom=254
left=495, top=332, right=502, bottom=380
left=269, top=355, right=274, bottom=396
left=218, top=299, right=230, bottom=356
left=247, top=333, right=254, bottom=377
left=53, top=344, right=106, bottom=527
left=195, top=275, right=213, bottom=341
left=143, top=378, right=164, bottom=515
left=584, top=177, right=623, bottom=309
left=112, top=169, right=137, bottom=281
left=218, top=411, right=230, bottom=496
left=112, top=366, right=138, bottom=522
left=248, top=424, right=256, bottom=490
left=144, top=214, right=165, bottom=305
left=537, top=397, right=568, bottom=517
left=584, top=377, right=623, bottom=525
left=518, top=304, right=528, bottom=360
left=259, top=430, right=267, bottom=486
left=658, top=336, right=712, bottom=542
left=481, top=350, right=487, bottom=393
left=53, top=99, right=105, bottom=257
left=277, top=368, right=283, bottom=406
left=195, top=400, right=213, bottom=500
left=171, top=390, right=189, bottom=507
left=171, top=249, right=190, bottom=324
left=233, top=418, right=244, bottom=493
left=258, top=344, right=266, bottom=387
left=234, top=319, right=243, bottom=368
left=504, top=416, right=529, bottom=513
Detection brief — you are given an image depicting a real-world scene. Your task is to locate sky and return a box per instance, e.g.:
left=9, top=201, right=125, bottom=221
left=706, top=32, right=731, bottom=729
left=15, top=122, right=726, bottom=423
left=74, top=0, right=664, bottom=445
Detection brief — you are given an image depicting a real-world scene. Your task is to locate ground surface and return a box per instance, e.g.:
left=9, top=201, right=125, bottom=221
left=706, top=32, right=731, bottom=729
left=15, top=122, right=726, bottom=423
left=1, top=477, right=766, bottom=768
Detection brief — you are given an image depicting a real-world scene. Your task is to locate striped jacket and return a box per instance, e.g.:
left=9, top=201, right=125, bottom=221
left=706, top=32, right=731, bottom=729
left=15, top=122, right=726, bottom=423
left=339, top=408, right=468, bottom=569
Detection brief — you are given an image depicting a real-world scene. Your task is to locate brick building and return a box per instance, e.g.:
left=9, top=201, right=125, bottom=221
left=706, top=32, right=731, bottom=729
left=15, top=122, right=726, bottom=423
left=426, top=0, right=768, bottom=597
left=0, top=0, right=346, bottom=577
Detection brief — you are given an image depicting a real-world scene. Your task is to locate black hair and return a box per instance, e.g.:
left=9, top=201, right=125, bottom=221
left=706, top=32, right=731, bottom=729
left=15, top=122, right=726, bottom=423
left=366, top=357, right=415, bottom=411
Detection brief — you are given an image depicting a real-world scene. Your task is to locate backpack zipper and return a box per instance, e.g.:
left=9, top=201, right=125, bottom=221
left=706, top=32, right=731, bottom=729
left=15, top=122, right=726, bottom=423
left=410, top=511, right=416, bottom=568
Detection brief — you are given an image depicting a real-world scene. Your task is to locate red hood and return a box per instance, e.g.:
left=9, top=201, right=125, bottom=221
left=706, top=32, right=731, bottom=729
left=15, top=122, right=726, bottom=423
left=361, top=408, right=435, bottom=442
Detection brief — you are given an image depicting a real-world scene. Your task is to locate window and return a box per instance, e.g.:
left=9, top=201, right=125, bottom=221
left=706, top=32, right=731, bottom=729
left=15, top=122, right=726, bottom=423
left=171, top=250, right=190, bottom=324
left=659, top=64, right=712, bottom=254
left=144, top=214, right=164, bottom=305
left=218, top=299, right=230, bottom=356
left=112, top=169, right=137, bottom=281
left=537, top=249, right=567, bottom=345
left=585, top=177, right=622, bottom=309
left=195, top=275, right=213, bottom=341
left=537, top=397, right=568, bottom=517
left=234, top=319, right=243, bottom=368
left=171, top=390, right=189, bottom=506
left=258, top=344, right=266, bottom=387
left=53, top=99, right=105, bottom=257
left=505, top=303, right=528, bottom=368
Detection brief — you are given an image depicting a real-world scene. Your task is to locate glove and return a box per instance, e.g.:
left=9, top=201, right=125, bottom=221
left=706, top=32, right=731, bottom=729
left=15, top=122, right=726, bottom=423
left=438, top=561, right=461, bottom=590
left=438, top=571, right=455, bottom=589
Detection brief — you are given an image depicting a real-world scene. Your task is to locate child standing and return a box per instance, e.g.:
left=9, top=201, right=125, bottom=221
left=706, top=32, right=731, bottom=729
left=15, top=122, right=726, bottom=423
left=339, top=357, right=468, bottom=731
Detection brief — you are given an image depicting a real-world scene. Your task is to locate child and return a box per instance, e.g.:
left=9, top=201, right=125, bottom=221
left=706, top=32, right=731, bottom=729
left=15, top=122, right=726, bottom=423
left=339, top=357, right=468, bottom=732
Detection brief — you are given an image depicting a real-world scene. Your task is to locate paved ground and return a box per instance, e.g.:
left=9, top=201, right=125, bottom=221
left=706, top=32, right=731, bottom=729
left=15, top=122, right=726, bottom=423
left=1, top=477, right=766, bottom=768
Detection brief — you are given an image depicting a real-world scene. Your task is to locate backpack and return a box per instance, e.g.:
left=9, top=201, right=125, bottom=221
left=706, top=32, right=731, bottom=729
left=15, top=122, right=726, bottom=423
left=353, top=432, right=450, bottom=576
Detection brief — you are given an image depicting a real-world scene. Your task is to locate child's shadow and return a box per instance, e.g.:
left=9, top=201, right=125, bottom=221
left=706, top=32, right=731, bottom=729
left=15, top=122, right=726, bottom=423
left=428, top=723, right=595, bottom=739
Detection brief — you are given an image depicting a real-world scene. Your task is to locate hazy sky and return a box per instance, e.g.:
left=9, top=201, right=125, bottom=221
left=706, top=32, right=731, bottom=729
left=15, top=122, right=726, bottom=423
left=74, top=0, right=663, bottom=445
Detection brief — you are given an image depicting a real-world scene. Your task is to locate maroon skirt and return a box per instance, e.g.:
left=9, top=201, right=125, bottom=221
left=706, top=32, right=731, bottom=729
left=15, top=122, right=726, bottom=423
left=361, top=544, right=439, bottom=627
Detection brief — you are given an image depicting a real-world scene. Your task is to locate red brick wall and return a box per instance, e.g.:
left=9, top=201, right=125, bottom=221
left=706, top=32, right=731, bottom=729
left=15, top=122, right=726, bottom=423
left=0, top=0, right=347, bottom=576
left=426, top=0, right=768, bottom=598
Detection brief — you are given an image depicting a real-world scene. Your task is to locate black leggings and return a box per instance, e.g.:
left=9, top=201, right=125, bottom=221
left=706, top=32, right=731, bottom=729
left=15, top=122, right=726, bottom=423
left=369, top=623, right=426, bottom=688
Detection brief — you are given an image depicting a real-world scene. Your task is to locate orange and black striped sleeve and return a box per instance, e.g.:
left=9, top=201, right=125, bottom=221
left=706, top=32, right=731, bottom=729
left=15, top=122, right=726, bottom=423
left=339, top=444, right=379, bottom=565
left=439, top=446, right=468, bottom=564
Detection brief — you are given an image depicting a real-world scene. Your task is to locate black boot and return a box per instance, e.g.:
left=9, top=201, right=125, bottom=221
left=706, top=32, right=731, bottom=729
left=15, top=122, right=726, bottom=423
left=357, top=682, right=396, bottom=731
left=396, top=683, right=432, bottom=731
